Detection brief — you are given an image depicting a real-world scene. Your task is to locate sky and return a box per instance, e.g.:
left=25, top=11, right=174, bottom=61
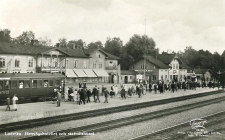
left=0, top=0, right=225, bottom=54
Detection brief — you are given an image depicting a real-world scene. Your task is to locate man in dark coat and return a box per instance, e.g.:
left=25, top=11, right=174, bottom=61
left=171, top=82, right=175, bottom=93
left=86, top=89, right=92, bottom=103
left=92, top=85, right=98, bottom=102
left=79, top=89, right=86, bottom=105
left=104, top=88, right=109, bottom=103
left=79, top=81, right=83, bottom=89
left=83, top=81, right=87, bottom=89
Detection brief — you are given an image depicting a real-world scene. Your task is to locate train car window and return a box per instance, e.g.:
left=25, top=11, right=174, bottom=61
left=44, top=80, right=48, bottom=87
left=55, top=80, right=60, bottom=87
left=11, top=81, right=18, bottom=89
left=37, top=80, right=42, bottom=88
left=0, top=81, right=3, bottom=90
left=49, top=80, right=53, bottom=87
left=24, top=80, right=30, bottom=88
left=19, top=80, right=24, bottom=88
left=5, top=80, right=11, bottom=89
left=32, top=80, right=37, bottom=88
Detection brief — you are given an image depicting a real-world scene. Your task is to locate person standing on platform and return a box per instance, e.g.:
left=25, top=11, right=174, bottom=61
left=96, top=88, right=101, bottom=103
left=149, top=83, right=152, bottom=92
left=104, top=88, right=109, bottom=103
left=154, top=84, right=157, bottom=94
left=12, top=94, right=18, bottom=111
left=83, top=81, right=87, bottom=89
left=79, top=88, right=86, bottom=105
left=79, top=81, right=83, bottom=89
left=64, top=87, right=69, bottom=102
left=57, top=91, right=62, bottom=107
left=5, top=97, right=10, bottom=111
left=86, top=89, right=92, bottom=103
left=74, top=89, right=78, bottom=104
left=171, top=82, right=175, bottom=93
left=92, top=85, right=98, bottom=102
left=115, top=85, right=118, bottom=96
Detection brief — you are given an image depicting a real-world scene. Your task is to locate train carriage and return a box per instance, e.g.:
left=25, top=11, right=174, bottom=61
left=0, top=73, right=65, bottom=104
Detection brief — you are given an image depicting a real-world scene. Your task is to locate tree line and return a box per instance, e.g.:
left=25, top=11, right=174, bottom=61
left=0, top=28, right=225, bottom=72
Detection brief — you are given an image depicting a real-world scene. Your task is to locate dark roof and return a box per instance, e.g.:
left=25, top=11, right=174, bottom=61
left=0, top=42, right=52, bottom=55
left=83, top=48, right=120, bottom=60
left=157, top=53, right=176, bottom=64
left=121, top=70, right=136, bottom=75
left=0, top=73, right=65, bottom=78
left=144, top=55, right=169, bottom=69
left=56, top=47, right=89, bottom=58
left=194, top=69, right=213, bottom=74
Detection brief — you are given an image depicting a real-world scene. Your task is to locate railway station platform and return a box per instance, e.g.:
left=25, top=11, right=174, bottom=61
left=0, top=86, right=220, bottom=125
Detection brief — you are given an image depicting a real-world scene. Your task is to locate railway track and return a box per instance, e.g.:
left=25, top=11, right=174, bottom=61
left=132, top=111, right=225, bottom=140
left=0, top=90, right=223, bottom=133
left=19, top=94, right=225, bottom=140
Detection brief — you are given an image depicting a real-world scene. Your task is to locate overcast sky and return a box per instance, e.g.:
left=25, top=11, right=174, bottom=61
left=0, top=0, right=224, bottom=54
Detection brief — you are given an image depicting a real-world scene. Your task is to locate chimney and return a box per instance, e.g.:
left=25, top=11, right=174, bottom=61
left=31, top=39, right=39, bottom=46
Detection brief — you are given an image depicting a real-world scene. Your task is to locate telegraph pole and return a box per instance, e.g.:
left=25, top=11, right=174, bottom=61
left=143, top=19, right=146, bottom=83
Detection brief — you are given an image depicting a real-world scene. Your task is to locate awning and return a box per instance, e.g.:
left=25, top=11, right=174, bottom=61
left=73, top=69, right=87, bottom=77
left=83, top=69, right=97, bottom=77
left=93, top=69, right=109, bottom=77
left=66, top=69, right=77, bottom=78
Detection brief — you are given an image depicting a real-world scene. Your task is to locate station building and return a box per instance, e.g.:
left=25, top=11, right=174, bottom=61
left=129, top=52, right=188, bottom=83
left=0, top=41, right=120, bottom=85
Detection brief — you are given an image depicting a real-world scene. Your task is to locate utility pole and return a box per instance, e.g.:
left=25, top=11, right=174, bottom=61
left=143, top=19, right=146, bottom=83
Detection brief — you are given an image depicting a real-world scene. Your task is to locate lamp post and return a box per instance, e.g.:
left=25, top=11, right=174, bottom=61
left=217, top=71, right=221, bottom=90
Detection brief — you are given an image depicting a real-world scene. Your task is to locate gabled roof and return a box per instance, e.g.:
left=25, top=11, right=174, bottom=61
left=57, top=47, right=89, bottom=58
left=144, top=55, right=169, bottom=69
left=83, top=48, right=120, bottom=60
left=0, top=42, right=52, bottom=55
left=157, top=53, right=176, bottom=64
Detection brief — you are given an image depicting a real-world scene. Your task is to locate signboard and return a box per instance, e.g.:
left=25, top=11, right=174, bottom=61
left=136, top=74, right=142, bottom=79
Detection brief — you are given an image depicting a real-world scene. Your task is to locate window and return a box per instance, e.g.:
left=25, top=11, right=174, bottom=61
left=74, top=60, right=78, bottom=68
left=165, top=75, right=167, bottom=79
left=93, top=61, right=96, bottom=68
left=49, top=80, right=53, bottom=87
left=19, top=80, right=24, bottom=88
left=37, top=80, right=42, bottom=88
left=28, top=57, right=33, bottom=67
left=83, top=60, right=87, bottom=68
left=113, top=61, right=116, bottom=67
left=0, top=57, right=6, bottom=67
left=99, top=61, right=102, bottom=68
left=11, top=81, right=17, bottom=89
left=170, top=75, right=172, bottom=80
left=15, top=57, right=20, bottom=67
left=130, top=76, right=132, bottom=79
left=24, top=80, right=30, bottom=88
left=152, top=75, right=156, bottom=80
left=0, top=81, right=3, bottom=90
left=99, top=55, right=101, bottom=58
left=55, top=80, right=60, bottom=87
left=176, top=64, right=178, bottom=69
left=52, top=58, right=58, bottom=67
left=161, top=75, right=163, bottom=80
left=5, top=81, right=10, bottom=89
left=44, top=80, right=48, bottom=87
left=32, top=80, right=37, bottom=88
left=173, top=64, right=175, bottom=69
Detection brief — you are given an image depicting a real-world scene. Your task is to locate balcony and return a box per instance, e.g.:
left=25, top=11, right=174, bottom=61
left=36, top=66, right=66, bottom=73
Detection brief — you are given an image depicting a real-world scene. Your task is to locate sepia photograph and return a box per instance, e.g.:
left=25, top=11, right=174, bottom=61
left=0, top=0, right=225, bottom=139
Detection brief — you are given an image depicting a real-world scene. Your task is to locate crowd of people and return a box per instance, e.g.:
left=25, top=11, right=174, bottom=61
left=51, top=79, right=221, bottom=107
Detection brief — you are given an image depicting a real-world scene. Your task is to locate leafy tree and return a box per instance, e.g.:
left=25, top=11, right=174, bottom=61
left=39, top=37, right=52, bottom=46
left=58, top=37, right=67, bottom=48
left=16, top=31, right=35, bottom=44
left=0, top=29, right=11, bottom=42
left=104, top=37, right=123, bottom=57
left=87, top=41, right=103, bottom=49
left=119, top=46, right=135, bottom=70
left=67, top=39, right=85, bottom=49
left=125, top=34, right=156, bottom=60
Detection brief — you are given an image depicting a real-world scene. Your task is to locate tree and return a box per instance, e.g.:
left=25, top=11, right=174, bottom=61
left=39, top=37, right=52, bottom=46
left=87, top=41, right=103, bottom=49
left=67, top=39, right=85, bottom=49
left=58, top=37, right=67, bottom=47
left=16, top=31, right=35, bottom=44
left=0, top=29, right=11, bottom=42
left=104, top=37, right=123, bottom=57
left=125, top=34, right=156, bottom=60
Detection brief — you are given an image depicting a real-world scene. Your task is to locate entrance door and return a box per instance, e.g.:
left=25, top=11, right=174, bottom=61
left=124, top=76, right=128, bottom=84
left=173, top=75, right=178, bottom=82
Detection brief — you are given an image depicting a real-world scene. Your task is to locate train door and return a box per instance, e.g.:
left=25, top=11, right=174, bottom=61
left=124, top=76, right=128, bottom=84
